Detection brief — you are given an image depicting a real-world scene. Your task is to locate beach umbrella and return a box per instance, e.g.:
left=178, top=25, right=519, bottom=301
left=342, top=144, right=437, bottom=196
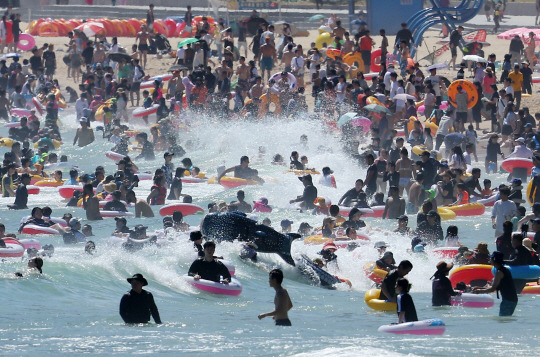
left=427, top=63, right=448, bottom=71
left=462, top=55, right=487, bottom=63
left=393, top=94, right=416, bottom=101
left=107, top=52, right=132, bottom=63
left=337, top=112, right=358, bottom=127
left=168, top=64, right=189, bottom=72
left=74, top=22, right=105, bottom=37
left=178, top=37, right=198, bottom=48
left=364, top=104, right=392, bottom=115
left=309, top=14, right=325, bottom=22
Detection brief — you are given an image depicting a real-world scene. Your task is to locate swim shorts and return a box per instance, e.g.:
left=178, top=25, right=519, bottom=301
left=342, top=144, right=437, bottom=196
left=138, top=44, right=149, bottom=52
left=499, top=299, right=517, bottom=316
left=0, top=108, right=8, bottom=119
left=261, top=57, right=274, bottom=71
left=275, top=318, right=292, bottom=326
left=399, top=177, right=411, bottom=187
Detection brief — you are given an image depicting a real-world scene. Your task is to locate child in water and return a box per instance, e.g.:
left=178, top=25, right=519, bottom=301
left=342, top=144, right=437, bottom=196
left=396, top=278, right=418, bottom=324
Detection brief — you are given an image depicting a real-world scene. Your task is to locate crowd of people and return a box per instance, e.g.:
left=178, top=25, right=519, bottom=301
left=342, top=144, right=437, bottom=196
left=3, top=2, right=540, bottom=328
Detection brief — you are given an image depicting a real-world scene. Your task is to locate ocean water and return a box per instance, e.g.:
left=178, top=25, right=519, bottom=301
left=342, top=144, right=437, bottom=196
left=1, top=112, right=539, bottom=356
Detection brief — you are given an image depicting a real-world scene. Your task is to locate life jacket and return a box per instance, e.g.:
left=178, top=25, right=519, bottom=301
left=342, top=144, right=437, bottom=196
left=461, top=190, right=469, bottom=204
left=150, top=184, right=166, bottom=205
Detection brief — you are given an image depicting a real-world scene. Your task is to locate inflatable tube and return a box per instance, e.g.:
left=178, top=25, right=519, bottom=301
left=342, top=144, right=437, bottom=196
left=378, top=319, right=445, bottom=335
left=370, top=48, right=382, bottom=72
left=105, top=151, right=125, bottom=162
left=412, top=145, right=442, bottom=160
left=269, top=72, right=297, bottom=90
left=450, top=293, right=494, bottom=308
left=527, top=180, right=535, bottom=206
left=100, top=211, right=135, bottom=218
left=33, top=139, right=62, bottom=149
left=21, top=224, right=60, bottom=235
left=285, top=169, right=321, bottom=176
left=181, top=176, right=208, bottom=183
left=257, top=93, right=280, bottom=118
left=58, top=185, right=84, bottom=199
left=472, top=193, right=498, bottom=207
left=183, top=275, right=242, bottom=296
left=449, top=264, right=493, bottom=287
left=338, top=206, right=375, bottom=217
left=491, top=265, right=540, bottom=280
left=32, top=97, right=45, bottom=115
left=425, top=116, right=439, bottom=134
left=343, top=52, right=365, bottom=73
left=363, top=262, right=388, bottom=284
left=366, top=96, right=383, bottom=106
left=149, top=73, right=173, bottom=82
left=447, top=80, right=479, bottom=109
left=219, top=177, right=261, bottom=189
left=444, top=203, right=485, bottom=216
left=501, top=158, right=533, bottom=174
left=351, top=116, right=371, bottom=133
left=26, top=185, right=40, bottom=195
left=0, top=242, right=25, bottom=257
left=0, top=137, right=15, bottom=147
left=35, top=179, right=65, bottom=187
left=11, top=108, right=32, bottom=117
left=362, top=205, right=385, bottom=218
left=98, top=200, right=129, bottom=209
left=325, top=48, right=342, bottom=59
left=522, top=283, right=540, bottom=294
left=159, top=203, right=204, bottom=216
left=437, top=207, right=457, bottom=221
left=9, top=238, right=42, bottom=250
left=364, top=288, right=396, bottom=311
left=407, top=116, right=421, bottom=133
left=133, top=104, right=159, bottom=117
left=315, top=32, right=332, bottom=49
left=431, top=247, right=459, bottom=259
left=4, top=121, right=21, bottom=128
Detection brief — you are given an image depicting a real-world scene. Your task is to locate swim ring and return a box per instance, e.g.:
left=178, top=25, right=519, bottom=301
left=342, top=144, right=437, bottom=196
left=364, top=288, right=396, bottom=311
left=219, top=177, right=261, bottom=189
left=183, top=275, right=242, bottom=296
left=447, top=80, right=478, bottom=109
left=501, top=158, right=533, bottom=174
left=444, top=203, right=485, bottom=216
left=449, top=264, right=493, bottom=287
left=159, top=203, right=204, bottom=216
left=378, top=319, right=445, bottom=335
left=363, top=262, right=388, bottom=284
left=450, top=293, right=494, bottom=308
left=133, top=104, right=159, bottom=117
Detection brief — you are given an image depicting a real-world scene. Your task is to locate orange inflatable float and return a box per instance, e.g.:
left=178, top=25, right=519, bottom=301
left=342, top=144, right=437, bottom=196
left=447, top=80, right=478, bottom=110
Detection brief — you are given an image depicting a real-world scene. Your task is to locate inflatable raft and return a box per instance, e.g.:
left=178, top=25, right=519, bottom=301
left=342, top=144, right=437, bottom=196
left=183, top=275, right=242, bottom=296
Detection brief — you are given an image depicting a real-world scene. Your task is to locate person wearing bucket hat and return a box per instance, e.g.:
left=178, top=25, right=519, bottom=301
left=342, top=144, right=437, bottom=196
left=431, top=261, right=460, bottom=306
left=473, top=251, right=518, bottom=316
left=120, top=273, right=162, bottom=324
left=289, top=174, right=318, bottom=210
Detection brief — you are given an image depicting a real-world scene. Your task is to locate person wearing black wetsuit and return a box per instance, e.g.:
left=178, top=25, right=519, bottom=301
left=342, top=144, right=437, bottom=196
left=474, top=251, right=518, bottom=316
left=9, top=173, right=30, bottom=210
left=119, top=273, right=162, bottom=324
left=289, top=174, right=317, bottom=210
left=289, top=151, right=303, bottom=170
left=380, top=260, right=413, bottom=302
left=431, top=261, right=459, bottom=306
left=190, top=231, right=205, bottom=258
left=188, top=241, right=231, bottom=283
left=103, top=190, right=128, bottom=212
left=338, top=179, right=364, bottom=206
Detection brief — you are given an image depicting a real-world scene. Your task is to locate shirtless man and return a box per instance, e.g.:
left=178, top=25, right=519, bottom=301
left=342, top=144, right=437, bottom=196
left=216, top=59, right=233, bottom=79
left=236, top=56, right=250, bottom=97
left=126, top=189, right=154, bottom=218
left=258, top=269, right=293, bottom=326
left=258, top=37, right=277, bottom=82
left=73, top=118, right=95, bottom=147
left=249, top=76, right=264, bottom=100
left=382, top=186, right=406, bottom=219
left=82, top=183, right=102, bottom=220
left=395, top=147, right=413, bottom=196
left=407, top=173, right=424, bottom=214
left=280, top=43, right=295, bottom=72
left=332, top=20, right=346, bottom=40
left=135, top=24, right=151, bottom=69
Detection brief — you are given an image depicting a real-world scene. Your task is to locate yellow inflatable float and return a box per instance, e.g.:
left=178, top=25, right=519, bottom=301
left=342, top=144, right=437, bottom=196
left=364, top=289, right=396, bottom=311
left=437, top=207, right=457, bottom=220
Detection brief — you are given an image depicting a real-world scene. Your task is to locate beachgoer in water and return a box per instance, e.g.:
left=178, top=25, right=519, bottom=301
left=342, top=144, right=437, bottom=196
left=119, top=273, right=162, bottom=324
left=188, top=241, right=231, bottom=283
left=258, top=268, right=293, bottom=326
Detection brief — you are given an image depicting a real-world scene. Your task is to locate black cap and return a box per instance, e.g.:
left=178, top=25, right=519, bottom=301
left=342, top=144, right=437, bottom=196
left=163, top=152, right=174, bottom=158
left=134, top=224, right=148, bottom=231
left=114, top=217, right=127, bottom=224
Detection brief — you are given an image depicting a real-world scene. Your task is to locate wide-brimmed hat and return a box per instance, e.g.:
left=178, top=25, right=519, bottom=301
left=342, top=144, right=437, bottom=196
left=127, top=273, right=148, bottom=286
left=436, top=261, right=454, bottom=272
